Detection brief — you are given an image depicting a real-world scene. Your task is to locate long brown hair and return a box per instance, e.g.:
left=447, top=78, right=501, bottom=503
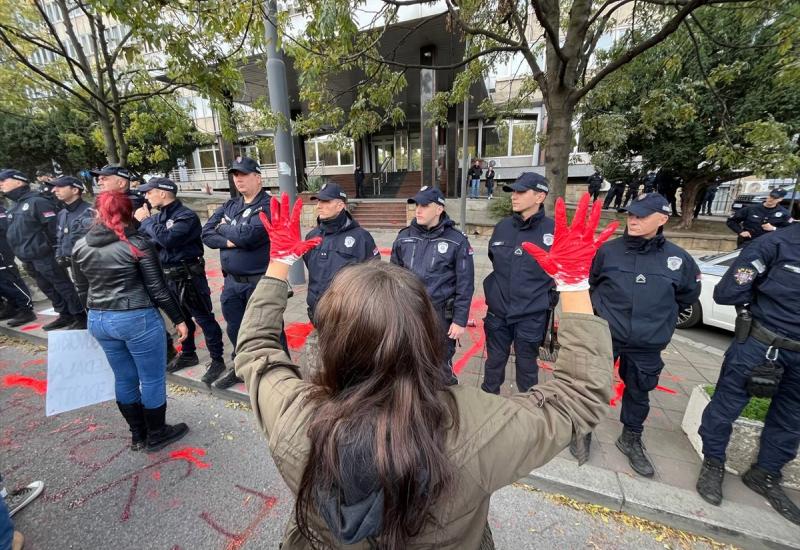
left=295, top=262, right=458, bottom=549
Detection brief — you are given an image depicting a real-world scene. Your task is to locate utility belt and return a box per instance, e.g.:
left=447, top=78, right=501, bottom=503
left=222, top=271, right=263, bottom=284
left=750, top=320, right=800, bottom=352
left=735, top=309, right=800, bottom=398
left=163, top=258, right=205, bottom=280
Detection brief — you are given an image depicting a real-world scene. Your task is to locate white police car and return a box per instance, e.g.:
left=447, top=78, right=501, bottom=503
left=676, top=250, right=739, bottom=331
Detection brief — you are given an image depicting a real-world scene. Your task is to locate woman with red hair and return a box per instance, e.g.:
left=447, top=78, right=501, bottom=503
left=72, top=191, right=190, bottom=453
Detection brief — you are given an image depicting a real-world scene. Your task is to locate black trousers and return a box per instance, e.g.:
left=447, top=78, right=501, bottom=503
left=166, top=274, right=225, bottom=360
left=24, top=256, right=83, bottom=316
left=616, top=349, right=665, bottom=433
left=482, top=312, right=545, bottom=394
left=0, top=266, right=33, bottom=310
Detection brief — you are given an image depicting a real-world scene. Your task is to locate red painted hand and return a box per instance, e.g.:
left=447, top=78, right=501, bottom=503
left=522, top=192, right=618, bottom=291
left=259, top=194, right=321, bottom=265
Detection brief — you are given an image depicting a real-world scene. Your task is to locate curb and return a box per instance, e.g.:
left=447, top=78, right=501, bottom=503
left=523, top=457, right=800, bottom=550
left=671, top=332, right=726, bottom=357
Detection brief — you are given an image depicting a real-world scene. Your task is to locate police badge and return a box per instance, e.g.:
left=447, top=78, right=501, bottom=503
left=344, top=236, right=355, bottom=248
left=543, top=233, right=554, bottom=246
left=734, top=267, right=755, bottom=285
left=22, top=203, right=30, bottom=211
left=437, top=242, right=448, bottom=254
left=243, top=208, right=252, bottom=217
left=166, top=219, right=174, bottom=229
left=667, top=256, right=682, bottom=271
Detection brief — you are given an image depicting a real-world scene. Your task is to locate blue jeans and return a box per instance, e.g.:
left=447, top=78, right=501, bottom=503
left=0, top=484, right=13, bottom=550
left=88, top=308, right=167, bottom=409
left=470, top=179, right=480, bottom=198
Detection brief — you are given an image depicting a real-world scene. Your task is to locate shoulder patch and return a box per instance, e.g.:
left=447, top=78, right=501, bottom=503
left=734, top=267, right=755, bottom=285
left=42, top=210, right=56, bottom=218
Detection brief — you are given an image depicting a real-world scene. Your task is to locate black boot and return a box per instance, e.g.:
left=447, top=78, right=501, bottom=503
left=69, top=312, right=87, bottom=330
left=696, top=457, right=725, bottom=505
left=616, top=427, right=655, bottom=478
left=5, top=309, right=36, bottom=327
left=213, top=368, right=243, bottom=390
left=569, top=432, right=592, bottom=466
left=201, top=357, right=227, bottom=385
left=167, top=351, right=199, bottom=373
left=0, top=301, right=17, bottom=320
left=742, top=465, right=800, bottom=526
left=116, top=402, right=147, bottom=451
left=42, top=314, right=74, bottom=331
left=143, top=403, right=189, bottom=453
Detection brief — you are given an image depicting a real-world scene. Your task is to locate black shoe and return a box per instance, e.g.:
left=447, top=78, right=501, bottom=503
left=6, top=309, right=36, bottom=327
left=69, top=313, right=87, bottom=330
left=616, top=427, right=655, bottom=478
left=742, top=465, right=800, bottom=526
left=42, top=315, right=74, bottom=331
left=0, top=301, right=17, bottom=320
left=201, top=358, right=227, bottom=385
left=166, top=343, right=177, bottom=364
left=696, top=457, right=725, bottom=505
left=142, top=403, right=189, bottom=453
left=116, top=401, right=147, bottom=451
left=167, top=351, right=199, bottom=373
left=569, top=432, right=592, bottom=465
left=213, top=368, right=243, bottom=390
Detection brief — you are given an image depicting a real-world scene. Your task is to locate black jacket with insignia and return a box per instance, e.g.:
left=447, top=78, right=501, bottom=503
left=55, top=199, right=93, bottom=259
left=140, top=199, right=204, bottom=268
left=4, top=186, right=59, bottom=261
left=726, top=203, right=791, bottom=241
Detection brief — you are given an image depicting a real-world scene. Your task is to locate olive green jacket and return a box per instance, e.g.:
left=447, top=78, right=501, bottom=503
left=235, top=277, right=613, bottom=549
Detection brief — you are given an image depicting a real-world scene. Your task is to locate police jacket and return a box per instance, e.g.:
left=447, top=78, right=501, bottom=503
left=4, top=186, right=58, bottom=262
left=140, top=200, right=204, bottom=268
left=714, top=223, right=800, bottom=341
left=71, top=224, right=185, bottom=324
left=484, top=208, right=555, bottom=323
left=201, top=190, right=271, bottom=276
left=303, top=210, right=378, bottom=314
left=587, top=174, right=603, bottom=190
left=643, top=174, right=657, bottom=193
left=590, top=230, right=701, bottom=352
left=726, top=203, right=791, bottom=241
left=55, top=199, right=93, bottom=259
left=391, top=214, right=475, bottom=326
left=0, top=207, right=18, bottom=268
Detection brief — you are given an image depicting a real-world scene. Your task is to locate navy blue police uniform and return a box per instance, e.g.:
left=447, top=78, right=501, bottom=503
left=727, top=189, right=791, bottom=248
left=0, top=205, right=35, bottom=324
left=699, top=223, right=800, bottom=498
left=303, top=183, right=379, bottom=321
left=139, top=178, right=225, bottom=367
left=587, top=172, right=603, bottom=201
left=642, top=172, right=657, bottom=194
left=201, top=158, right=287, bottom=367
left=590, top=193, right=701, bottom=439
left=482, top=173, right=555, bottom=394
left=391, top=186, right=475, bottom=384
left=52, top=176, right=93, bottom=268
left=0, top=170, right=85, bottom=329
left=622, top=178, right=640, bottom=207
left=603, top=179, right=625, bottom=210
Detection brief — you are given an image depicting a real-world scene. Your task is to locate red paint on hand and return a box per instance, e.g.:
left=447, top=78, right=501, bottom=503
left=285, top=322, right=314, bottom=351
left=2, top=374, right=47, bottom=395
left=169, top=447, right=210, bottom=469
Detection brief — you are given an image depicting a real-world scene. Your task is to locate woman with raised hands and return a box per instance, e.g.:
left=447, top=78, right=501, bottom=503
left=235, top=192, right=618, bottom=549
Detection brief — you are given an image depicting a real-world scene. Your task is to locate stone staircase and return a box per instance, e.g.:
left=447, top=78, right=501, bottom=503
left=350, top=200, right=409, bottom=230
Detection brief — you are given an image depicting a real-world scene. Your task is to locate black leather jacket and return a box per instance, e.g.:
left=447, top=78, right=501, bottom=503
left=71, top=224, right=185, bottom=324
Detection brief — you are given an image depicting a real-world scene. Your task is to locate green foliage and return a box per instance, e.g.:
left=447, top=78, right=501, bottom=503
left=705, top=386, right=770, bottom=423
left=305, top=175, right=325, bottom=193
left=488, top=195, right=512, bottom=219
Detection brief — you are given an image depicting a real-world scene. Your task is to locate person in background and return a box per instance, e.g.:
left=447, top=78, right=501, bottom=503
left=467, top=159, right=482, bottom=199
left=485, top=165, right=496, bottom=199
left=726, top=188, right=791, bottom=248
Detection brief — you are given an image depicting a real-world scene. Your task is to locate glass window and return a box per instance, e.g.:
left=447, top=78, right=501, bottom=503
left=317, top=140, right=338, bottom=166
left=339, top=141, right=354, bottom=165
left=511, top=121, right=536, bottom=156
left=482, top=124, right=509, bottom=157
left=304, top=140, right=317, bottom=166
left=258, top=137, right=276, bottom=165
left=457, top=128, right=478, bottom=160
left=198, top=148, right=216, bottom=170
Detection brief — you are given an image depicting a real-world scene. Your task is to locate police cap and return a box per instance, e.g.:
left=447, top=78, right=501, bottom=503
left=769, top=188, right=788, bottom=199
left=408, top=186, right=445, bottom=206
left=139, top=177, right=178, bottom=195
left=0, top=169, right=29, bottom=183
left=90, top=164, right=132, bottom=180
left=623, top=192, right=672, bottom=217
left=228, top=157, right=261, bottom=174
left=503, top=172, right=549, bottom=194
left=311, top=182, right=347, bottom=202
left=51, top=175, right=85, bottom=190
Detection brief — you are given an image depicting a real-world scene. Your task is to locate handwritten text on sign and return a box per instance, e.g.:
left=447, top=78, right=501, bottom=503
left=46, top=330, right=115, bottom=416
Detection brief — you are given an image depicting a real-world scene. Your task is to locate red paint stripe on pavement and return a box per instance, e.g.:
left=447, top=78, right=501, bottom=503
left=655, top=385, right=677, bottom=394
left=452, top=297, right=487, bottom=375
left=2, top=374, right=47, bottom=395
left=20, top=323, right=42, bottom=332
left=169, top=447, right=210, bottom=469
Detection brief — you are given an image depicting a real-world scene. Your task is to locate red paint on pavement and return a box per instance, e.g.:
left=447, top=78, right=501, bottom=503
left=199, top=485, right=278, bottom=550
left=206, top=269, right=223, bottom=278
left=378, top=247, right=392, bottom=256
left=2, top=374, right=47, bottom=395
left=22, top=358, right=46, bottom=368
left=285, top=322, right=314, bottom=350
left=151, top=470, right=161, bottom=481
left=20, top=323, right=42, bottom=332
left=452, top=297, right=487, bottom=375
left=169, top=447, right=210, bottom=469
left=656, top=385, right=678, bottom=394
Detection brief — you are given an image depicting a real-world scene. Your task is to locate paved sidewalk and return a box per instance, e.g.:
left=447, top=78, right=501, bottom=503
left=3, top=228, right=799, bottom=549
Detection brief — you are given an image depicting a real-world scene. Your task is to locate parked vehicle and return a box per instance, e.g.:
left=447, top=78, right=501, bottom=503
left=676, top=250, right=739, bottom=331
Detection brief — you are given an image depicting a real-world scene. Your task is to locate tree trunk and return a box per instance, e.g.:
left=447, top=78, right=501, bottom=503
left=98, top=113, right=119, bottom=164
left=676, top=178, right=706, bottom=230
left=543, top=99, right=574, bottom=210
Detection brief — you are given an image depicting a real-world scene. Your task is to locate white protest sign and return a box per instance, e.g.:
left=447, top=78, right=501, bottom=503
left=46, top=330, right=116, bottom=416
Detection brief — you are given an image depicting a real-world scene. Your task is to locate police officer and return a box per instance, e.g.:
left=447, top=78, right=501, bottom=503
left=587, top=171, right=603, bottom=201
left=90, top=164, right=145, bottom=209
left=482, top=172, right=554, bottom=394
left=726, top=188, right=791, bottom=248
left=52, top=176, right=93, bottom=272
left=642, top=171, right=657, bottom=194
left=304, top=182, right=378, bottom=322
left=695, top=222, right=800, bottom=525
left=136, top=177, right=227, bottom=385
left=622, top=177, right=640, bottom=207
left=201, top=157, right=285, bottom=390
left=354, top=165, right=365, bottom=198
left=585, top=193, right=700, bottom=476
left=603, top=178, right=625, bottom=210
left=35, top=169, right=59, bottom=208
left=0, top=204, right=36, bottom=327
left=391, top=186, right=475, bottom=385
left=0, top=169, right=86, bottom=330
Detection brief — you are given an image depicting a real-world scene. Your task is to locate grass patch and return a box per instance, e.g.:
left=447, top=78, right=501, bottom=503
left=704, top=385, right=770, bottom=423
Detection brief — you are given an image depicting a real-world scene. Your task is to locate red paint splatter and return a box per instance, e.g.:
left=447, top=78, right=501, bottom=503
left=2, top=374, right=47, bottom=395
left=655, top=385, right=678, bottom=395
left=22, top=358, right=46, bottom=368
left=169, top=447, right=210, bottom=469
left=206, top=269, right=222, bottom=278
left=452, top=297, right=487, bottom=375
left=609, top=358, right=624, bottom=407
left=174, top=344, right=182, bottom=353
left=120, top=474, right=140, bottom=521
left=378, top=247, right=392, bottom=256
left=151, top=470, right=161, bottom=481
left=285, top=322, right=314, bottom=351
left=200, top=485, right=277, bottom=550
left=537, top=360, right=554, bottom=372
left=20, top=323, right=42, bottom=332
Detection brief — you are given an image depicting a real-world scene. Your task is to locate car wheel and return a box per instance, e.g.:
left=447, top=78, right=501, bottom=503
left=676, top=302, right=702, bottom=329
